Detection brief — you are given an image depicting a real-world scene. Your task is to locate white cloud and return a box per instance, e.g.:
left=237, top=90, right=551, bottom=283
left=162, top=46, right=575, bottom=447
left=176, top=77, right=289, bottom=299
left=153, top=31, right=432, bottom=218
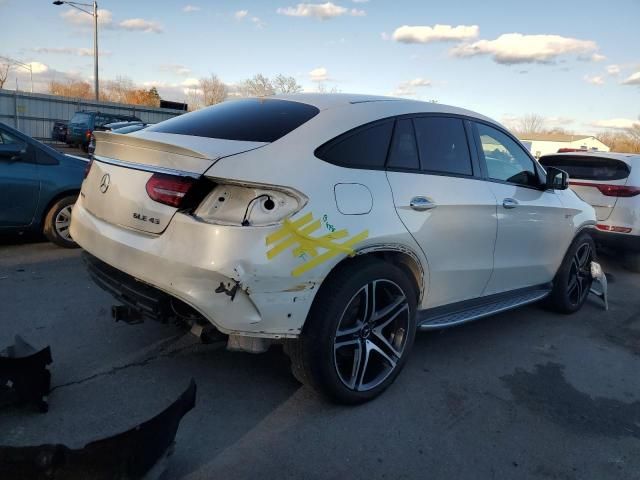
left=451, top=33, right=598, bottom=65
left=235, top=9, right=248, bottom=20
left=309, top=67, right=329, bottom=82
left=591, top=118, right=640, bottom=129
left=181, top=78, right=200, bottom=88
left=159, top=64, right=191, bottom=76
left=606, top=64, right=621, bottom=76
left=583, top=74, right=604, bottom=85
left=251, top=16, right=266, bottom=28
left=277, top=2, right=365, bottom=20
left=590, top=53, right=606, bottom=62
left=61, top=8, right=113, bottom=27
left=182, top=5, right=200, bottom=12
left=33, top=47, right=111, bottom=57
left=352, top=0, right=369, bottom=2
left=391, top=77, right=431, bottom=97
left=26, top=62, right=49, bottom=74
left=622, top=71, right=640, bottom=86
left=118, top=18, right=163, bottom=33
left=392, top=24, right=479, bottom=44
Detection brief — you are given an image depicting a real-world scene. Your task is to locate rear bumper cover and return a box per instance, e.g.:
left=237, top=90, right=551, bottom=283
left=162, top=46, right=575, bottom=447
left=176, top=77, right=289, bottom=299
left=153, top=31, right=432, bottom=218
left=71, top=196, right=319, bottom=338
left=591, top=230, right=640, bottom=252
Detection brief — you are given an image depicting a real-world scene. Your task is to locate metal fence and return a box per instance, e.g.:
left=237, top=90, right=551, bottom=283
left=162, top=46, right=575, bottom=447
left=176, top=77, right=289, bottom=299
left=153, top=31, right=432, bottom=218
left=0, top=89, right=184, bottom=141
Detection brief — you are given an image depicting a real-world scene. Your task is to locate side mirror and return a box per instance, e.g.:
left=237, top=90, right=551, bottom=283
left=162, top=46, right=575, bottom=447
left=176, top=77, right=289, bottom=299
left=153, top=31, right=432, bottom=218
left=545, top=166, right=569, bottom=190
left=0, top=144, right=26, bottom=162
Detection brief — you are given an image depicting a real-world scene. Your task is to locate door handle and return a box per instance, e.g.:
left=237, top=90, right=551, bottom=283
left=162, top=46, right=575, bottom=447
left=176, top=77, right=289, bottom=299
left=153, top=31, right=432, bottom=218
left=410, top=196, right=437, bottom=211
left=502, top=198, right=519, bottom=209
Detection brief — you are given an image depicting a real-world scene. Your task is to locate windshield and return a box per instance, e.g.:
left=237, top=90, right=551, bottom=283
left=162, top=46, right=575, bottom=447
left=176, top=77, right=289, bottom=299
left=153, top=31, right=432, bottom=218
left=147, top=98, right=320, bottom=143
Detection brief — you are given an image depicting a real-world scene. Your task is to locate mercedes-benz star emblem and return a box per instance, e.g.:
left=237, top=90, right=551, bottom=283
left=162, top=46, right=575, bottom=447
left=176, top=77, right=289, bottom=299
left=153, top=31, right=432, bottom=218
left=99, top=173, right=111, bottom=194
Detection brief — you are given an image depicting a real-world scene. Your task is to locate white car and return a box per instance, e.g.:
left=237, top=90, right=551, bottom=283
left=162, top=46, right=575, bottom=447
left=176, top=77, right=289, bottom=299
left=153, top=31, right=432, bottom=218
left=541, top=152, right=640, bottom=271
left=71, top=94, right=596, bottom=403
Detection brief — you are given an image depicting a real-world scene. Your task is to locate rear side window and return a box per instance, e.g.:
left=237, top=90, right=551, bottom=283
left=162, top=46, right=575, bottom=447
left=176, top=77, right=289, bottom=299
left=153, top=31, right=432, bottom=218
left=540, top=155, right=630, bottom=181
left=148, top=98, right=320, bottom=143
left=387, top=119, right=419, bottom=170
left=413, top=117, right=473, bottom=176
left=316, top=121, right=394, bottom=169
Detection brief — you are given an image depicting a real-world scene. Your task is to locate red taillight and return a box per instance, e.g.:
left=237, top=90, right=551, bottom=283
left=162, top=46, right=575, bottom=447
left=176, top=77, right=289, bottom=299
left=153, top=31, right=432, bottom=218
left=145, top=173, right=196, bottom=207
left=596, top=224, right=633, bottom=233
left=86, top=129, right=92, bottom=139
left=569, top=181, right=640, bottom=197
left=84, top=158, right=94, bottom=179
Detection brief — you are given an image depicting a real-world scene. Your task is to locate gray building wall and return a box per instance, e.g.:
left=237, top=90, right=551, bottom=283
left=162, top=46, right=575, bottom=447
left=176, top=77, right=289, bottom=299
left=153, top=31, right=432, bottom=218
left=0, top=89, right=184, bottom=141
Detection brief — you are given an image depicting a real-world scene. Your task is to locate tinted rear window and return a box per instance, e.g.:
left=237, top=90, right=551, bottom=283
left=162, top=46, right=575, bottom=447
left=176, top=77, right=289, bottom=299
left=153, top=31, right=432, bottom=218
left=315, top=121, right=394, bottom=169
left=414, top=117, right=472, bottom=176
left=540, top=155, right=630, bottom=181
left=147, top=98, right=320, bottom=142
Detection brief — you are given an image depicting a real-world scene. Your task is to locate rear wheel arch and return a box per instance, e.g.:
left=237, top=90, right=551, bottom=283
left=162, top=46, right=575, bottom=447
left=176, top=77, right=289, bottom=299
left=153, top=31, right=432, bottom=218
left=308, top=246, right=426, bottom=325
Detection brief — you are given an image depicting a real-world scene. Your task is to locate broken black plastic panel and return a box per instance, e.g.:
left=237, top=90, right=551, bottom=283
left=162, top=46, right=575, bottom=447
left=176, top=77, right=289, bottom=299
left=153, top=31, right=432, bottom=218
left=0, top=379, right=197, bottom=480
left=0, top=336, right=52, bottom=413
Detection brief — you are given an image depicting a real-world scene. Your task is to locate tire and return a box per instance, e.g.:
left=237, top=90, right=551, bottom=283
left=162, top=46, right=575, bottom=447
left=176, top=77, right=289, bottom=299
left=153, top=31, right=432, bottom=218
left=289, top=257, right=418, bottom=404
left=43, top=195, right=78, bottom=248
left=623, top=251, right=640, bottom=273
left=548, top=232, right=595, bottom=314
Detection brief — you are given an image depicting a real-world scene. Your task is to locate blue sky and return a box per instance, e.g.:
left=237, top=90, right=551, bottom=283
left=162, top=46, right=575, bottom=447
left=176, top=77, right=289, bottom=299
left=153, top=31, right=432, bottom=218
left=2, top=0, right=639, bottom=133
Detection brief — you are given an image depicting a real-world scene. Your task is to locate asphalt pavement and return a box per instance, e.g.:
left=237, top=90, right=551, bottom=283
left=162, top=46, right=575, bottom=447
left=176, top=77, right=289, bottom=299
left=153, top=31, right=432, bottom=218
left=1, top=238, right=639, bottom=479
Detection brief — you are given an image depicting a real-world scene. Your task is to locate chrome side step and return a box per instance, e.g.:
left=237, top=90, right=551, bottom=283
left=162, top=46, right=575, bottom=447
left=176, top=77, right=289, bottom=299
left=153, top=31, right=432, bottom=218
left=418, top=288, right=551, bottom=330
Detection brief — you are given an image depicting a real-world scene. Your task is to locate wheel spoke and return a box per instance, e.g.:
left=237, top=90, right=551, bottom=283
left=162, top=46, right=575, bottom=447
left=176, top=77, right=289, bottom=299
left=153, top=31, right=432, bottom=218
left=371, top=295, right=407, bottom=327
left=370, top=328, right=402, bottom=359
left=335, top=322, right=363, bottom=341
left=366, top=339, right=397, bottom=371
left=577, top=244, right=591, bottom=268
left=355, top=340, right=371, bottom=391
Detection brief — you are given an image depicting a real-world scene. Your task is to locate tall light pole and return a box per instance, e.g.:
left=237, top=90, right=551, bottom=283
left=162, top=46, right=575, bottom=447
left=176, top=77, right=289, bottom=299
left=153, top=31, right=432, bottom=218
left=53, top=0, right=99, bottom=101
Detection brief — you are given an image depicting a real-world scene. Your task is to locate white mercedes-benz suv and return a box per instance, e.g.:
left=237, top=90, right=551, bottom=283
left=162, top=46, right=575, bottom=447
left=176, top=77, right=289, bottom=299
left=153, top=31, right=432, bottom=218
left=71, top=94, right=596, bottom=403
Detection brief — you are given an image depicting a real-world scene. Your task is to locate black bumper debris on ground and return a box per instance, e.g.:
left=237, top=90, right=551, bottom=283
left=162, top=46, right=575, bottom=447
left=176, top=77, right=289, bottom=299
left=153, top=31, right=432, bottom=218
left=0, top=379, right=196, bottom=480
left=0, top=336, right=52, bottom=413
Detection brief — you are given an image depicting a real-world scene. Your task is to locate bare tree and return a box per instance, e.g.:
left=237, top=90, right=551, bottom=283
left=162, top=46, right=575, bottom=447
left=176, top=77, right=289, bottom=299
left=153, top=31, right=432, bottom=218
left=0, top=63, right=10, bottom=89
left=316, top=82, right=340, bottom=94
left=516, top=114, right=546, bottom=135
left=48, top=79, right=93, bottom=99
left=200, top=74, right=228, bottom=106
left=273, top=74, right=302, bottom=94
left=241, top=73, right=275, bottom=97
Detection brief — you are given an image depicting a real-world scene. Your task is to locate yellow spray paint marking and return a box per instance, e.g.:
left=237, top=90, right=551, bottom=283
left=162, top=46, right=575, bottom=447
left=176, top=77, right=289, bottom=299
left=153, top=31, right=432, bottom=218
left=266, top=213, right=369, bottom=277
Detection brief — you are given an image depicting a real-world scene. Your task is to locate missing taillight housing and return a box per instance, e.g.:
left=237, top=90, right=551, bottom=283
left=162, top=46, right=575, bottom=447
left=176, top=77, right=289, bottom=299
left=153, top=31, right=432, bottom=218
left=145, top=173, right=197, bottom=208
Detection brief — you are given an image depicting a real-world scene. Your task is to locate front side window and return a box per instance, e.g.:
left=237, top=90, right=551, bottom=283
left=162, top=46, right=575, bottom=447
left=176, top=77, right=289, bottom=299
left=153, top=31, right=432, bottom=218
left=413, top=117, right=473, bottom=176
left=476, top=123, right=539, bottom=187
left=0, top=129, right=23, bottom=146
left=316, top=121, right=394, bottom=169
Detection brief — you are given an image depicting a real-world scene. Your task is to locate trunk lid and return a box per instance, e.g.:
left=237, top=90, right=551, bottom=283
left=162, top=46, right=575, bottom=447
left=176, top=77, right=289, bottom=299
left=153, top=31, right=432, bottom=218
left=82, top=131, right=266, bottom=234
left=568, top=179, right=628, bottom=221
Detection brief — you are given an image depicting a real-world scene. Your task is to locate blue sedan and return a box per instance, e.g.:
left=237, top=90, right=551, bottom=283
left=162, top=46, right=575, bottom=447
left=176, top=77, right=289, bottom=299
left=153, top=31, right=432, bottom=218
left=0, top=122, right=87, bottom=247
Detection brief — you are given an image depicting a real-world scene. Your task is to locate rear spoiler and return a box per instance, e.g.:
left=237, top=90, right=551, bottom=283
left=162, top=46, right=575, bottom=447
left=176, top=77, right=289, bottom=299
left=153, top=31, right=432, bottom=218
left=93, top=131, right=268, bottom=175
left=93, top=131, right=209, bottom=160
